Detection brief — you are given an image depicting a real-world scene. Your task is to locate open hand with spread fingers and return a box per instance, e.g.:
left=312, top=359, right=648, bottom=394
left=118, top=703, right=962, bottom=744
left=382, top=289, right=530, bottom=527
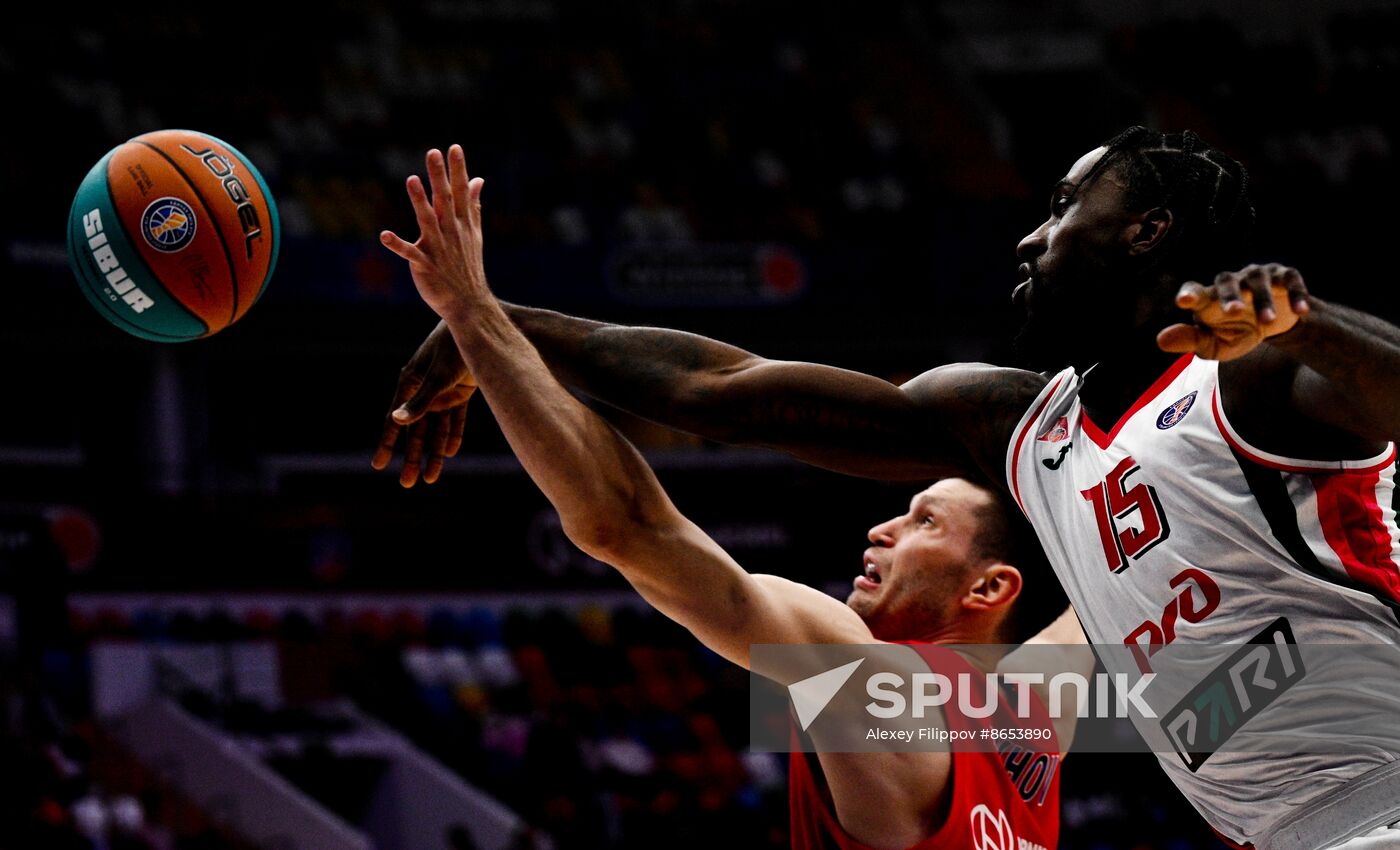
left=379, top=145, right=488, bottom=322
left=1157, top=263, right=1312, bottom=361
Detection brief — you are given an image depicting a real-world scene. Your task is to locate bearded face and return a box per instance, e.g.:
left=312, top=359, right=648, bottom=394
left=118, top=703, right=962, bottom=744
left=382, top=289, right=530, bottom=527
left=1011, top=147, right=1172, bottom=371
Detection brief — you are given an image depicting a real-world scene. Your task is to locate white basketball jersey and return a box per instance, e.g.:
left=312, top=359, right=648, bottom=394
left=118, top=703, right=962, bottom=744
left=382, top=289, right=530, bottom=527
left=1006, top=353, right=1400, bottom=846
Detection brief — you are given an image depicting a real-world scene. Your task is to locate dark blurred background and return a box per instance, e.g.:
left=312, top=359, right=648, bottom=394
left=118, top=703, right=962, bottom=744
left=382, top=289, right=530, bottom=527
left=2, top=0, right=1398, bottom=847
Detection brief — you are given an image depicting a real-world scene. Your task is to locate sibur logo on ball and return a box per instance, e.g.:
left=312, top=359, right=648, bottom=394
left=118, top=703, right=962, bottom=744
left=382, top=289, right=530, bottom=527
left=141, top=197, right=197, bottom=253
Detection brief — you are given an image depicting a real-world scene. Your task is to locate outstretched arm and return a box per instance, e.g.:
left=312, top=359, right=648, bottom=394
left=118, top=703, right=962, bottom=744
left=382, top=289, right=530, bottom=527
left=375, top=312, right=1045, bottom=488
left=378, top=145, right=874, bottom=669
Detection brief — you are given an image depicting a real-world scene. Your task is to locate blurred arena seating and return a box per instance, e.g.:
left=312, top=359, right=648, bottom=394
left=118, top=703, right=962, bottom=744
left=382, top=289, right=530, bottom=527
left=4, top=0, right=1398, bottom=474
left=39, top=595, right=1228, bottom=849
left=71, top=595, right=766, bottom=849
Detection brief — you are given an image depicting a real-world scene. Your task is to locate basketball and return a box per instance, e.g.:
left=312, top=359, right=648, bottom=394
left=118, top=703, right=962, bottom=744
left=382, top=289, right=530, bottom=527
left=66, top=129, right=280, bottom=342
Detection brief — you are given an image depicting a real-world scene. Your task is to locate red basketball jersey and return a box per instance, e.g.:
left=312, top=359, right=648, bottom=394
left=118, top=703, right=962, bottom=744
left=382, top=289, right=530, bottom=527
left=788, top=645, right=1060, bottom=850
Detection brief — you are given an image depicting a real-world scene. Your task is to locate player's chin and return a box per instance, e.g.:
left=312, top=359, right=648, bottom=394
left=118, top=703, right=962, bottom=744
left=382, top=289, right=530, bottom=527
left=847, top=583, right=888, bottom=620
left=845, top=591, right=872, bottom=619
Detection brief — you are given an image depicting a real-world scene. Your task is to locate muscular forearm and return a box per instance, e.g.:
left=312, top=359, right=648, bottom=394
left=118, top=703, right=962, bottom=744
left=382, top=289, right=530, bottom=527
left=500, top=304, right=964, bottom=480
left=448, top=300, right=674, bottom=548
left=448, top=300, right=767, bottom=662
left=504, top=303, right=759, bottom=440
left=1269, top=298, right=1400, bottom=440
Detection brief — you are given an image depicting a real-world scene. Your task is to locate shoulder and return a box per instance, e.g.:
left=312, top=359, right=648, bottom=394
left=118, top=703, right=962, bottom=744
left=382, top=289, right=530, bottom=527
left=899, top=363, right=1050, bottom=411
left=899, top=364, right=1053, bottom=486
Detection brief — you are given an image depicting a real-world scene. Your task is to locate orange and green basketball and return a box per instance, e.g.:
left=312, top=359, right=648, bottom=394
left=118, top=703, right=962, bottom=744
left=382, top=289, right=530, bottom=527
left=66, top=129, right=280, bottom=342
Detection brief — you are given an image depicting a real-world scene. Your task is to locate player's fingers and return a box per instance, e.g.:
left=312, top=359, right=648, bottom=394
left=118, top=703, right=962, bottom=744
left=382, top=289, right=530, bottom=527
left=448, top=145, right=471, bottom=222
left=406, top=175, right=440, bottom=242
left=1175, top=282, right=1211, bottom=310
left=1280, top=266, right=1311, bottom=315
left=1157, top=323, right=1211, bottom=355
left=1214, top=270, right=1247, bottom=314
left=375, top=368, right=423, bottom=464
left=423, top=414, right=452, bottom=484
left=1243, top=265, right=1276, bottom=324
left=379, top=230, right=427, bottom=264
left=393, top=375, right=442, bottom=424
left=423, top=455, right=444, bottom=485
left=425, top=148, right=453, bottom=227
left=445, top=403, right=468, bottom=457
left=371, top=417, right=402, bottom=470
left=399, top=421, right=427, bottom=488
left=468, top=177, right=484, bottom=230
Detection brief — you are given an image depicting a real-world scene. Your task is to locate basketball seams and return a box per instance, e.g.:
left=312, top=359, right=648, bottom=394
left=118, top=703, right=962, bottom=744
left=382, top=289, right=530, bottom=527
left=146, top=129, right=278, bottom=320
left=133, top=138, right=241, bottom=328
left=197, top=131, right=280, bottom=318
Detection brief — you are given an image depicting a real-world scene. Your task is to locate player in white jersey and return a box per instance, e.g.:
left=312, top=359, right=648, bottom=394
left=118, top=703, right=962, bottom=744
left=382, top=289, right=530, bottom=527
left=373, top=127, right=1400, bottom=849
left=1009, top=354, right=1400, bottom=847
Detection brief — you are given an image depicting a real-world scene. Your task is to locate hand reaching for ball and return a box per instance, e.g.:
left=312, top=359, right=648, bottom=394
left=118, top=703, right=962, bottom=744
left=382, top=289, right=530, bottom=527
left=379, top=145, right=487, bottom=323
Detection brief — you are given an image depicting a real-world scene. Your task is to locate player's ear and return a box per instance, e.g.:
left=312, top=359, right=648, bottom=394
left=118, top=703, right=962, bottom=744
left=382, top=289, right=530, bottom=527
left=964, top=564, right=1023, bottom=612
left=1127, top=207, right=1173, bottom=256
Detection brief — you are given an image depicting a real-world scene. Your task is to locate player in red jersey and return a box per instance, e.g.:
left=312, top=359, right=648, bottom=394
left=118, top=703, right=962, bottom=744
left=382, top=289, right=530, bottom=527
left=377, top=146, right=1088, bottom=849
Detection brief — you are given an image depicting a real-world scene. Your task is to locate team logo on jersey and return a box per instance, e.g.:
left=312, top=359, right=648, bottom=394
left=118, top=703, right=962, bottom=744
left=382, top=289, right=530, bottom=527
left=1156, top=391, right=1198, bottom=430
left=1037, top=416, right=1069, bottom=443
left=140, top=197, right=197, bottom=253
left=968, top=804, right=1018, bottom=850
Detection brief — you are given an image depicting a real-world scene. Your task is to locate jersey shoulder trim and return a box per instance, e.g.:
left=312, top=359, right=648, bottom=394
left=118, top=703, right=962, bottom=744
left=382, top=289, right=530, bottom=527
left=1081, top=353, right=1195, bottom=449
left=1211, top=387, right=1397, bottom=474
left=1006, top=371, right=1072, bottom=518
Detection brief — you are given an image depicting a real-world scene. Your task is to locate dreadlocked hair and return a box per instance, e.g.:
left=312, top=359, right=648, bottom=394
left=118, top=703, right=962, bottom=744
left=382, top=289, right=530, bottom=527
left=1081, top=126, right=1256, bottom=284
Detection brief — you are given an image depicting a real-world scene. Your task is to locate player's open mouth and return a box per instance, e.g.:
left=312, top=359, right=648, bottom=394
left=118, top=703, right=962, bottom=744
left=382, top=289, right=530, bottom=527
left=1014, top=263, right=1033, bottom=298
left=854, top=561, right=883, bottom=592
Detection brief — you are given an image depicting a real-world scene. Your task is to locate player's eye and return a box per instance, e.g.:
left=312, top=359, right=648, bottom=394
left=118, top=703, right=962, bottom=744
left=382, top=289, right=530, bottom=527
left=921, top=514, right=936, bottom=527
left=1051, top=194, right=1072, bottom=217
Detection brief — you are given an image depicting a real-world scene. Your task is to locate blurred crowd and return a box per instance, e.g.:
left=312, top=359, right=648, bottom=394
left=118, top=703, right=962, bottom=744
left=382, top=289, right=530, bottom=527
left=8, top=0, right=1398, bottom=302
left=0, top=674, right=256, bottom=850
